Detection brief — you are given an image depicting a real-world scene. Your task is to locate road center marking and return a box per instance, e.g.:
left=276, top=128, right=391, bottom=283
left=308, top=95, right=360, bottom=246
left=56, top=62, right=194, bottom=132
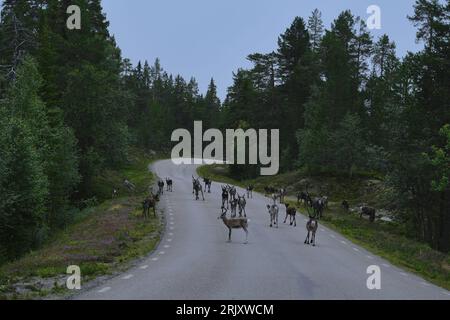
left=98, top=287, right=111, bottom=293
left=140, top=265, right=149, bottom=269
left=151, top=258, right=159, bottom=261
left=159, top=251, right=165, bottom=255
left=164, top=245, right=171, bottom=248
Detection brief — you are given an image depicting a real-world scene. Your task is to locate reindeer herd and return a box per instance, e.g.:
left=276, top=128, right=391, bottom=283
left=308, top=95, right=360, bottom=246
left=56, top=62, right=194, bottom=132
left=136, top=173, right=377, bottom=248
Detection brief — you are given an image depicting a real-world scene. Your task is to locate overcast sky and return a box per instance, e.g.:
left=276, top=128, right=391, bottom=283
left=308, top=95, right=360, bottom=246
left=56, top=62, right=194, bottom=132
left=1, top=0, right=423, bottom=99
left=102, top=0, right=421, bottom=100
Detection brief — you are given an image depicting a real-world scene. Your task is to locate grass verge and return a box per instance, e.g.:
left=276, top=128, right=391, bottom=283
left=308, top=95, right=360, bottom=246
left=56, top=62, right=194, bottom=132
left=0, top=150, right=164, bottom=300
left=198, top=164, right=450, bottom=290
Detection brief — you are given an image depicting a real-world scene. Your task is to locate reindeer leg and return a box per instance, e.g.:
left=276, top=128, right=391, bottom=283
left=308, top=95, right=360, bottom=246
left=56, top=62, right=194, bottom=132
left=228, top=228, right=232, bottom=243
left=243, top=227, right=248, bottom=244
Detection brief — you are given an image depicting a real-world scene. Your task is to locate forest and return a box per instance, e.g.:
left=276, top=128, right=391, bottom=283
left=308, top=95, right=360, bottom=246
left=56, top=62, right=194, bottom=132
left=0, top=0, right=449, bottom=266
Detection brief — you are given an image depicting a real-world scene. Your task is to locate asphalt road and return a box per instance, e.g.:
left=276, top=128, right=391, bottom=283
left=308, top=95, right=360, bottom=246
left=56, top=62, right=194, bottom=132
left=75, top=160, right=450, bottom=300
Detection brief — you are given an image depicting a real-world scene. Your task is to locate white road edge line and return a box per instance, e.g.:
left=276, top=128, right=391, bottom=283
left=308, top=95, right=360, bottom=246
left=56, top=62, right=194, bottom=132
left=140, top=265, right=149, bottom=269
left=122, top=274, right=134, bottom=280
left=98, top=287, right=111, bottom=293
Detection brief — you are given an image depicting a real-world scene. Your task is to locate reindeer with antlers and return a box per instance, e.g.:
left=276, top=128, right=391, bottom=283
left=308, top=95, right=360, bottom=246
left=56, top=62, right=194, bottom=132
left=219, top=206, right=248, bottom=244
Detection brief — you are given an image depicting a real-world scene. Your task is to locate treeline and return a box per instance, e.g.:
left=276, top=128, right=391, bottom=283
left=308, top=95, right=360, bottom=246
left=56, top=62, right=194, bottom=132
left=0, top=0, right=221, bottom=263
left=220, top=1, right=450, bottom=252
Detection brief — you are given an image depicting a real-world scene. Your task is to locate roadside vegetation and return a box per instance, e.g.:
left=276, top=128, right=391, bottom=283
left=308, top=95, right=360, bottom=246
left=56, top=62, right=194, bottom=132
left=198, top=164, right=450, bottom=290
left=0, top=151, right=163, bottom=300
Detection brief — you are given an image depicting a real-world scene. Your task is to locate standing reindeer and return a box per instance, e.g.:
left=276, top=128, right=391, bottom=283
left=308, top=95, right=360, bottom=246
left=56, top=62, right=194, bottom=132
left=157, top=180, right=165, bottom=196
left=203, top=178, right=212, bottom=193
left=221, top=186, right=229, bottom=209
left=284, top=204, right=297, bottom=227
left=237, top=194, right=247, bottom=217
left=165, top=178, right=173, bottom=192
left=219, top=207, right=248, bottom=244
left=143, top=193, right=159, bottom=219
left=247, top=185, right=254, bottom=199
left=192, top=177, right=204, bottom=201
left=228, top=185, right=237, bottom=202
left=304, top=216, right=319, bottom=246
left=230, top=199, right=238, bottom=218
left=267, top=204, right=279, bottom=228
left=278, top=188, right=287, bottom=203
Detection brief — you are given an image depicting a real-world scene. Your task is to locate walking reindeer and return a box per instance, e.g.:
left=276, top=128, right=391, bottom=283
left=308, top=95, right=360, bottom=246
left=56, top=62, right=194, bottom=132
left=304, top=215, right=319, bottom=246
left=192, top=177, right=205, bottom=201
left=247, top=185, right=254, bottom=199
left=284, top=203, right=297, bottom=227
left=165, top=178, right=173, bottom=192
left=221, top=186, right=229, bottom=209
left=238, top=194, right=247, bottom=217
left=267, top=204, right=279, bottom=228
left=203, top=178, right=212, bottom=193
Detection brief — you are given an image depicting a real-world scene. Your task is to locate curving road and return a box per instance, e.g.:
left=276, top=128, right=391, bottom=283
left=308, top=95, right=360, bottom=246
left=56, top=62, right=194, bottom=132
left=75, top=160, right=450, bottom=300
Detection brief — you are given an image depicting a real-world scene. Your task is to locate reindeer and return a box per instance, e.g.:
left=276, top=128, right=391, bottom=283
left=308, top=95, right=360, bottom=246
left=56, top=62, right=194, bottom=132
left=165, top=178, right=173, bottom=192
left=143, top=193, right=159, bottom=219
left=230, top=198, right=238, bottom=218
left=321, top=196, right=329, bottom=209
left=312, top=197, right=325, bottom=219
left=278, top=188, right=287, bottom=203
left=238, top=194, right=247, bottom=217
left=203, top=178, right=212, bottom=193
left=284, top=203, right=297, bottom=227
left=219, top=207, right=248, bottom=244
left=304, top=215, right=319, bottom=246
left=267, top=204, right=279, bottom=228
left=192, top=177, right=204, bottom=201
left=221, top=186, right=229, bottom=209
left=246, top=185, right=254, bottom=199
left=157, top=180, right=165, bottom=196
left=228, top=185, right=237, bottom=202
left=112, top=188, right=119, bottom=199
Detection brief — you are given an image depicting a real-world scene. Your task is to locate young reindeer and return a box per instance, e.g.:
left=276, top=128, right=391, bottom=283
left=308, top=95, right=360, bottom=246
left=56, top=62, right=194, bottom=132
left=304, top=215, right=319, bottom=246
left=238, top=194, right=247, bottom=217
left=219, top=207, right=248, bottom=244
left=267, top=204, right=279, bottom=228
left=284, top=204, right=297, bottom=227
left=221, top=186, right=229, bottom=209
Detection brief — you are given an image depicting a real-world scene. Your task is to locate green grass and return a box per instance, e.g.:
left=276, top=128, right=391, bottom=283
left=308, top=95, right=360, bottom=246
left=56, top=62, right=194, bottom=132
left=0, top=150, right=164, bottom=300
left=198, top=164, right=450, bottom=290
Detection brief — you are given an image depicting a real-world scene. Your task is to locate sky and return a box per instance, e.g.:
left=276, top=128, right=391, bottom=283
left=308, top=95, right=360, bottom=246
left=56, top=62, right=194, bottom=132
left=101, top=0, right=422, bottom=100
left=1, top=0, right=423, bottom=100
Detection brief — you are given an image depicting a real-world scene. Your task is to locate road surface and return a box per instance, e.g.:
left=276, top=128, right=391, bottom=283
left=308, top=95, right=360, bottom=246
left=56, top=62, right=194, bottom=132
left=75, top=160, right=450, bottom=300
